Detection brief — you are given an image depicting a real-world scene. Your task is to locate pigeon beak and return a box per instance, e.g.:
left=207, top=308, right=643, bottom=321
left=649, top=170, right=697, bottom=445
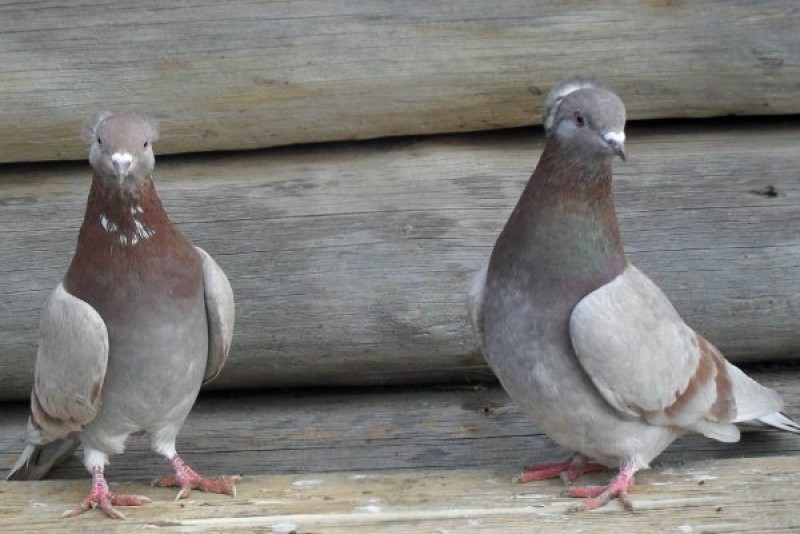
left=603, top=132, right=626, bottom=161
left=111, top=152, right=133, bottom=179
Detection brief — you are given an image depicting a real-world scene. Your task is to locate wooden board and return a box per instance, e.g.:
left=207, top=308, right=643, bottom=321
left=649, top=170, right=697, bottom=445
left=1, top=366, right=799, bottom=532
left=2, top=458, right=799, bottom=533
left=0, top=119, right=799, bottom=401
left=1, top=1, right=800, bottom=163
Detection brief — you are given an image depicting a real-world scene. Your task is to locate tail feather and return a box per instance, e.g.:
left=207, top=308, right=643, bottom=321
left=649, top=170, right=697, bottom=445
left=757, top=412, right=800, bottom=434
left=6, top=437, right=80, bottom=481
left=726, top=363, right=784, bottom=423
left=725, top=362, right=800, bottom=435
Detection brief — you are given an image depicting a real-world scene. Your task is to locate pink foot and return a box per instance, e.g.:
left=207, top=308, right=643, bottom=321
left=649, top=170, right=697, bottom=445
left=566, top=460, right=637, bottom=512
left=513, top=454, right=607, bottom=484
left=62, top=466, right=151, bottom=520
left=154, top=454, right=240, bottom=500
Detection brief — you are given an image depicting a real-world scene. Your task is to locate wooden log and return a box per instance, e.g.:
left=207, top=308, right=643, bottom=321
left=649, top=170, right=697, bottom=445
left=0, top=367, right=799, bottom=531
left=0, top=119, right=799, bottom=401
left=2, top=367, right=798, bottom=480
left=1, top=1, right=800, bottom=163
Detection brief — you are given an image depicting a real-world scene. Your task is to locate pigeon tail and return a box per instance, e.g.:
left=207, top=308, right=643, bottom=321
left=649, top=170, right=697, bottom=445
left=756, top=412, right=800, bottom=434
left=6, top=436, right=80, bottom=481
left=724, top=362, right=800, bottom=434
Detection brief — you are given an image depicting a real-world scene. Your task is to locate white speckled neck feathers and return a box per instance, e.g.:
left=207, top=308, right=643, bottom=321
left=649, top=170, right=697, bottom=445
left=64, top=175, right=202, bottom=321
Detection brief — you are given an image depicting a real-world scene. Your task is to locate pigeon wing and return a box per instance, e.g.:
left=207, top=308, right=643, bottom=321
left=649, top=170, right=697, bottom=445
left=569, top=265, right=740, bottom=442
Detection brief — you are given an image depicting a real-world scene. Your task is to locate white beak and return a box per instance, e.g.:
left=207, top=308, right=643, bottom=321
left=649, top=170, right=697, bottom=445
left=111, top=152, right=133, bottom=178
left=603, top=131, right=626, bottom=161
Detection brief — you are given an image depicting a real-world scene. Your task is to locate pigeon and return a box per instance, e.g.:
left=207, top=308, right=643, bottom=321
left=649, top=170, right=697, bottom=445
left=7, top=111, right=238, bottom=519
left=468, top=78, right=800, bottom=511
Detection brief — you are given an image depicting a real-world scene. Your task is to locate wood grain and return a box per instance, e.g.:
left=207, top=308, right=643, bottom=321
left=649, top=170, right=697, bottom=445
left=2, top=458, right=799, bottom=532
left=0, top=119, right=798, bottom=401
left=0, top=366, right=799, bottom=532
left=1, top=1, right=799, bottom=162
left=2, top=367, right=798, bottom=480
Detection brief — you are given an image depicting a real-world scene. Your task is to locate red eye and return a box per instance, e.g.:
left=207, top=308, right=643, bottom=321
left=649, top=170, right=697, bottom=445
left=574, top=112, right=585, bottom=128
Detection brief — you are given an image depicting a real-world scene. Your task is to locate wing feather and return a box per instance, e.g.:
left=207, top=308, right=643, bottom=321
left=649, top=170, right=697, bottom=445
left=195, top=247, right=235, bottom=384
left=467, top=265, right=488, bottom=352
left=29, top=283, right=108, bottom=444
left=569, top=265, right=738, bottom=441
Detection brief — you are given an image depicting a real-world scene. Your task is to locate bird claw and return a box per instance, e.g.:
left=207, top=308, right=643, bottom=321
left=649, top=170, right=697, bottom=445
left=514, top=455, right=606, bottom=484
left=565, top=489, right=635, bottom=513
left=62, top=492, right=151, bottom=520
left=155, top=472, right=241, bottom=500
left=563, top=463, right=636, bottom=512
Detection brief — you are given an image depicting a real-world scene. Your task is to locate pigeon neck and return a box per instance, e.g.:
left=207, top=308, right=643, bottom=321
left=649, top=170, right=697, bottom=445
left=491, top=139, right=627, bottom=292
left=533, top=138, right=616, bottom=192
left=64, top=174, right=201, bottom=316
left=76, top=174, right=175, bottom=249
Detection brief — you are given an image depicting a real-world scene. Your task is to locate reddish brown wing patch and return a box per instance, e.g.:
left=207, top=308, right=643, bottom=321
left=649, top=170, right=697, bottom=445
left=662, top=334, right=734, bottom=423
left=662, top=342, right=709, bottom=420
left=700, top=336, right=735, bottom=421
left=30, top=390, right=75, bottom=439
left=90, top=380, right=104, bottom=407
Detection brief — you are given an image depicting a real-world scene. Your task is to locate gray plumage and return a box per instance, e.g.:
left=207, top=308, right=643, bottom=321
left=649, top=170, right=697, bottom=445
left=469, top=78, right=799, bottom=510
left=8, top=112, right=237, bottom=518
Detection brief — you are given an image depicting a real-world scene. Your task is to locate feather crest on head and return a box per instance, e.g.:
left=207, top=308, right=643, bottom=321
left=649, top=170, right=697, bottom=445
left=81, top=111, right=159, bottom=145
left=543, top=77, right=600, bottom=134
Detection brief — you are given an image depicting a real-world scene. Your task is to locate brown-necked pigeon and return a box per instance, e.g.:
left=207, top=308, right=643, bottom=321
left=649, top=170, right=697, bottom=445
left=7, top=112, right=237, bottom=519
left=468, top=78, right=800, bottom=511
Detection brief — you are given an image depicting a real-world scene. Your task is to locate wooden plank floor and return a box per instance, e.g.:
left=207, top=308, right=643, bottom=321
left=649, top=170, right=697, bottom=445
left=1, top=364, right=799, bottom=532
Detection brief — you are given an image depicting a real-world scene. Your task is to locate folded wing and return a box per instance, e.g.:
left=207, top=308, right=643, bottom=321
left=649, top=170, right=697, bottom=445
left=195, top=247, right=235, bottom=384
left=569, top=265, right=782, bottom=443
left=7, top=284, right=109, bottom=480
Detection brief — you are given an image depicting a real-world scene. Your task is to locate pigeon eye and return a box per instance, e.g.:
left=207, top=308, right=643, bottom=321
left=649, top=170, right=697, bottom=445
left=144, top=141, right=149, bottom=148
left=574, top=112, right=586, bottom=128
left=97, top=137, right=102, bottom=145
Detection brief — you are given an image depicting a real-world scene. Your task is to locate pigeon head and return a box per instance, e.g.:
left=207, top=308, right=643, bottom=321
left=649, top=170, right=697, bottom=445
left=83, top=112, right=159, bottom=188
left=543, top=78, right=626, bottom=163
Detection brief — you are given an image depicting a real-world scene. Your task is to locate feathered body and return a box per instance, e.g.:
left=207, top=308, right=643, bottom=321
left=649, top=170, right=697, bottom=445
left=9, top=112, right=237, bottom=519
left=63, top=176, right=208, bottom=457
left=469, top=79, right=799, bottom=510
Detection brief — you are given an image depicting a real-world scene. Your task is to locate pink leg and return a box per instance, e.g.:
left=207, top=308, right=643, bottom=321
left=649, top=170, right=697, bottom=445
left=154, top=454, right=240, bottom=500
left=566, top=459, right=637, bottom=512
left=62, top=466, right=151, bottom=520
left=514, top=454, right=607, bottom=484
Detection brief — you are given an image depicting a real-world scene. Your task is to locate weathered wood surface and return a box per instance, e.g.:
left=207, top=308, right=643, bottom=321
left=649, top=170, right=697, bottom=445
left=1, top=119, right=799, bottom=401
left=2, top=366, right=798, bottom=480
left=0, top=366, right=799, bottom=532
left=2, top=458, right=799, bottom=533
left=1, top=1, right=800, bottom=163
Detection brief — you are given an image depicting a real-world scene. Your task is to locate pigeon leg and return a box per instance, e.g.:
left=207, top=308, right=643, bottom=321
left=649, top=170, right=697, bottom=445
left=566, top=458, right=637, bottom=512
left=63, top=465, right=151, bottom=520
left=154, top=453, right=240, bottom=500
left=514, top=453, right=607, bottom=484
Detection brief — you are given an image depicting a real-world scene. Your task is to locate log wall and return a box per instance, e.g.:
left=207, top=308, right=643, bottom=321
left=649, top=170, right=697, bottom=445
left=0, top=1, right=799, bottom=163
left=0, top=119, right=798, bottom=401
